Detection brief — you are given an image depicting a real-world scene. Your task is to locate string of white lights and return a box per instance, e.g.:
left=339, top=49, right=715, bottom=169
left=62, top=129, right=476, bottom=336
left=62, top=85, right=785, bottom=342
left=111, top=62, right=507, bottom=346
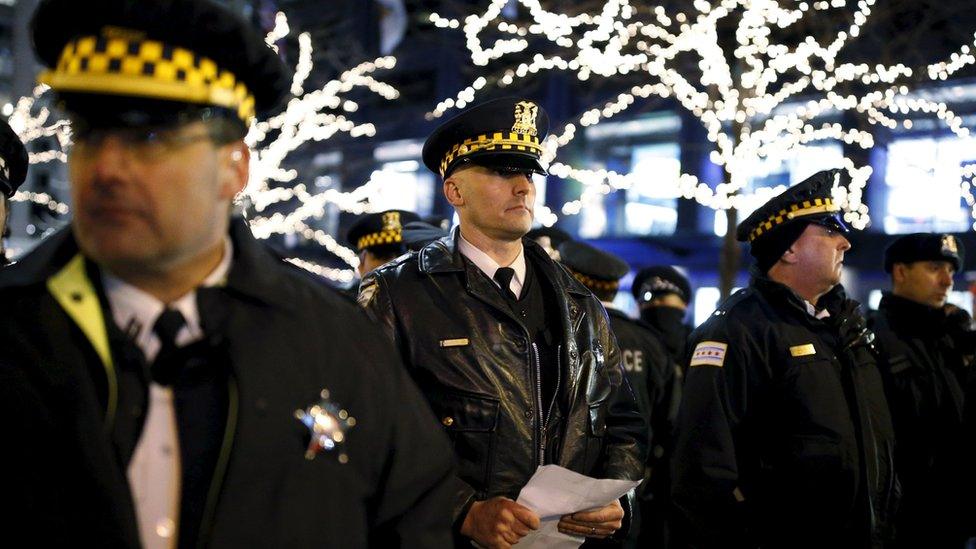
left=5, top=14, right=401, bottom=282
left=429, top=0, right=976, bottom=229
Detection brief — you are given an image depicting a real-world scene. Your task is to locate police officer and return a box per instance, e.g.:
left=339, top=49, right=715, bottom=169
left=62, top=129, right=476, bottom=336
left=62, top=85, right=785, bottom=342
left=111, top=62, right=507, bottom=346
left=671, top=169, right=897, bottom=548
left=631, top=266, right=693, bottom=365
left=359, top=97, right=646, bottom=548
left=0, top=118, right=29, bottom=265
left=347, top=209, right=421, bottom=278
left=558, top=239, right=680, bottom=549
left=0, top=1, right=454, bottom=547
left=870, top=233, right=974, bottom=548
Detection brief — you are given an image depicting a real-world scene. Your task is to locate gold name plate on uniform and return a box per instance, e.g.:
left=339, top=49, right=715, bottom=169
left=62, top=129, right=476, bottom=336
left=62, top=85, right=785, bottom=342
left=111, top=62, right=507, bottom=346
left=789, top=344, right=816, bottom=357
left=439, top=338, right=470, bottom=348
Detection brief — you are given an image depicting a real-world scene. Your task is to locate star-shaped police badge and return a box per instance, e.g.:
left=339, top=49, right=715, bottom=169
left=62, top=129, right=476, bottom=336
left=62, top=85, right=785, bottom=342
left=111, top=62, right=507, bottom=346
left=294, top=388, right=356, bottom=463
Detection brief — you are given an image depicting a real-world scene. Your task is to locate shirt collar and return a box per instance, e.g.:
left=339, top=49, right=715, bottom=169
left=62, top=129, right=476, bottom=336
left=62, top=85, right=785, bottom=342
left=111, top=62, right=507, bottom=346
left=804, top=299, right=831, bottom=320
left=457, top=230, right=526, bottom=296
left=102, top=236, right=233, bottom=362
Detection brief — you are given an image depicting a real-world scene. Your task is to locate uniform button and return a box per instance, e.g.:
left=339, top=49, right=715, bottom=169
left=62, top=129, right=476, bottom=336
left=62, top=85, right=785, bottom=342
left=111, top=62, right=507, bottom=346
left=520, top=310, right=527, bottom=318
left=570, top=349, right=578, bottom=359
left=524, top=409, right=533, bottom=419
left=442, top=416, right=455, bottom=427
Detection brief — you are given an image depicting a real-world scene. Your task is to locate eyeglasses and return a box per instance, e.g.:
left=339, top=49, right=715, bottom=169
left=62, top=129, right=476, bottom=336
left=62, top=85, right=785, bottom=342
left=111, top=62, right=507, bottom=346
left=68, top=125, right=219, bottom=163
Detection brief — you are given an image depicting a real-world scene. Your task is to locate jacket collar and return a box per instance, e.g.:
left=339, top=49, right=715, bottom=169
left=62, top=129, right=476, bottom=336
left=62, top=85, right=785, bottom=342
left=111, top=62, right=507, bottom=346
left=418, top=226, right=591, bottom=297
left=752, top=271, right=847, bottom=324
left=878, top=291, right=947, bottom=335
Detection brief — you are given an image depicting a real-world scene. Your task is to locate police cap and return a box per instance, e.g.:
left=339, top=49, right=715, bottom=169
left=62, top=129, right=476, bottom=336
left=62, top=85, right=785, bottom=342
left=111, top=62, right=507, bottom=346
left=631, top=266, right=692, bottom=305
left=558, top=240, right=629, bottom=294
left=402, top=221, right=449, bottom=251
left=0, top=119, right=28, bottom=198
left=346, top=209, right=421, bottom=253
left=736, top=169, right=851, bottom=272
left=526, top=226, right=572, bottom=248
left=32, top=0, right=291, bottom=129
left=422, top=97, right=549, bottom=179
left=884, top=233, right=965, bottom=273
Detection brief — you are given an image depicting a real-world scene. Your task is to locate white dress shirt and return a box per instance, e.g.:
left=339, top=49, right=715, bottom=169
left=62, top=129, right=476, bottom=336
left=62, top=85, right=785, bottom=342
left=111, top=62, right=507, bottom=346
left=457, top=231, right=526, bottom=298
left=101, top=237, right=232, bottom=549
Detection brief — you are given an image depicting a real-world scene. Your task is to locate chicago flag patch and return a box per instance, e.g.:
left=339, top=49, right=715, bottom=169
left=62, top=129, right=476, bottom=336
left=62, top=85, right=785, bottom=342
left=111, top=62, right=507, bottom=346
left=690, top=341, right=728, bottom=368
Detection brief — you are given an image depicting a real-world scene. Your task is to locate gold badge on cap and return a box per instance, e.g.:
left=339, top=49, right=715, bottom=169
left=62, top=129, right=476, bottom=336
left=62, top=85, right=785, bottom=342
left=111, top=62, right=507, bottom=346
left=942, top=235, right=958, bottom=255
left=382, top=211, right=402, bottom=232
left=512, top=101, right=538, bottom=136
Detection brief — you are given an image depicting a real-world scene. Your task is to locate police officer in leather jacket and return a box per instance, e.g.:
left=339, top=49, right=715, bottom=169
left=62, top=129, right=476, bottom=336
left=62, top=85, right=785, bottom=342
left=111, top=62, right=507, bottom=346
left=359, top=98, right=646, bottom=548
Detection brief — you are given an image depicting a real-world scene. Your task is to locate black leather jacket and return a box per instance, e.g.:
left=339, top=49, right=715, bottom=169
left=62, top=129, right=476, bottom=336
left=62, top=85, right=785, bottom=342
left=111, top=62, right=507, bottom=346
left=359, top=229, right=646, bottom=534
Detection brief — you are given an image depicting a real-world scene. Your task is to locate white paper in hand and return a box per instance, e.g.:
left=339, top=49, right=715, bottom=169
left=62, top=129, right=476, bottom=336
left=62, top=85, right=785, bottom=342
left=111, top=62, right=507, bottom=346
left=513, top=465, right=640, bottom=548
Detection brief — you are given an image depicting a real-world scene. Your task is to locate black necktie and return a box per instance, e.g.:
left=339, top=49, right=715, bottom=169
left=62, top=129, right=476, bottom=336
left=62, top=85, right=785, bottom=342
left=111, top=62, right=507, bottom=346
left=494, top=267, right=518, bottom=301
left=151, top=308, right=187, bottom=385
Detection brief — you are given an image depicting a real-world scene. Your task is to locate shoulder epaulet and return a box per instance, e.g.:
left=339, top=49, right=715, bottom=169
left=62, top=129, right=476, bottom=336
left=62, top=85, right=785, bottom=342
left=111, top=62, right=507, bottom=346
left=715, top=287, right=756, bottom=315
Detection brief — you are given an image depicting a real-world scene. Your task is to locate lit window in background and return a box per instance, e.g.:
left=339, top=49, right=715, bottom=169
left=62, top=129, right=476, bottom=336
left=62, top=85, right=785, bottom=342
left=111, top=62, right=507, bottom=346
left=694, top=286, right=742, bottom=326
left=578, top=192, right=607, bottom=238
left=626, top=143, right=681, bottom=236
left=369, top=160, right=436, bottom=216
left=713, top=142, right=844, bottom=236
left=884, top=136, right=972, bottom=234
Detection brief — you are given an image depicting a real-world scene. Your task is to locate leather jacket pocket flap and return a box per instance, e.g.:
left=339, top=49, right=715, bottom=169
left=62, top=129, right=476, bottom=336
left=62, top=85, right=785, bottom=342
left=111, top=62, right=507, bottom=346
left=429, top=391, right=500, bottom=433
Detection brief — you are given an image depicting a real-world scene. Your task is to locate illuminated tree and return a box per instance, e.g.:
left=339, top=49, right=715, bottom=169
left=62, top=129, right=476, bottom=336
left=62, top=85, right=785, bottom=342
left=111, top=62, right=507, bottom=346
left=428, top=0, right=976, bottom=295
left=7, top=12, right=402, bottom=282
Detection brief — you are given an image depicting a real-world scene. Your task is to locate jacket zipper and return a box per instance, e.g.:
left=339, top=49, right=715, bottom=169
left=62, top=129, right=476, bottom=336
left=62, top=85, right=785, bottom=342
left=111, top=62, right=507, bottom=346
left=532, top=343, right=562, bottom=466
left=532, top=342, right=545, bottom=466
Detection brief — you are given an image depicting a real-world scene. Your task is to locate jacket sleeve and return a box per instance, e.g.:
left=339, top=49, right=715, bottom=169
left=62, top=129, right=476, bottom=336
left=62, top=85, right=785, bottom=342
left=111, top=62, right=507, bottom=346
left=597, top=320, right=648, bottom=541
left=368, top=336, right=458, bottom=548
left=670, top=322, right=759, bottom=549
left=600, top=316, right=649, bottom=481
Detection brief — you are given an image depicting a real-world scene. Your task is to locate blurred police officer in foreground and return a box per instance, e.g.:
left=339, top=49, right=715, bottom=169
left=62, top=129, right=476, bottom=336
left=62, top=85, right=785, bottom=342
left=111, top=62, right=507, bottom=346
left=631, top=266, right=693, bottom=365
left=0, top=118, right=29, bottom=265
left=359, top=97, right=645, bottom=548
left=869, top=234, right=975, bottom=548
left=559, top=240, right=681, bottom=549
left=671, top=169, right=897, bottom=548
left=0, top=1, right=454, bottom=547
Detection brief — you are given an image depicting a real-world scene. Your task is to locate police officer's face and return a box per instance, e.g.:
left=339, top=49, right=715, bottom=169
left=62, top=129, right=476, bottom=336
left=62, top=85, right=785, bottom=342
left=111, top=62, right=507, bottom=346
left=357, top=249, right=387, bottom=278
left=788, top=223, right=851, bottom=289
left=893, top=260, right=954, bottom=308
left=68, top=121, right=248, bottom=274
left=445, top=164, right=536, bottom=241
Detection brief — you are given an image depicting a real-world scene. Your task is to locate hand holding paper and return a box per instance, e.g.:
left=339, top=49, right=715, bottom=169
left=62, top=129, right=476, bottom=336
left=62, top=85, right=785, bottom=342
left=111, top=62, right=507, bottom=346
left=513, top=465, right=640, bottom=549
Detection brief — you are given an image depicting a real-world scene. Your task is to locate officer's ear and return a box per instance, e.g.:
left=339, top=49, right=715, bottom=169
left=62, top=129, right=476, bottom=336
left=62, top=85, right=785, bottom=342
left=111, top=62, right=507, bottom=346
left=218, top=141, right=249, bottom=199
left=444, top=175, right=465, bottom=208
left=891, top=262, right=908, bottom=285
left=780, top=245, right=799, bottom=265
